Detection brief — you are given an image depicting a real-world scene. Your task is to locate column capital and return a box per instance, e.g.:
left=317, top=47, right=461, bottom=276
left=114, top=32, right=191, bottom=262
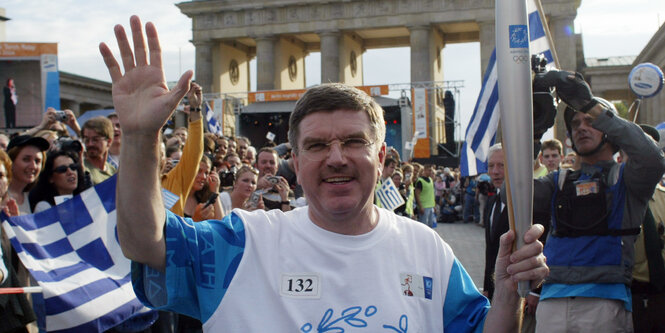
left=407, top=25, right=431, bottom=32
left=549, top=14, right=577, bottom=23
left=192, top=39, right=215, bottom=47
left=253, top=34, right=277, bottom=42
left=477, top=19, right=495, bottom=27
left=317, top=30, right=341, bottom=37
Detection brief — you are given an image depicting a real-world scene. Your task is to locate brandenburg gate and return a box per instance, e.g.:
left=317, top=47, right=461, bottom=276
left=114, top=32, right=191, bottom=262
left=177, top=0, right=580, bottom=149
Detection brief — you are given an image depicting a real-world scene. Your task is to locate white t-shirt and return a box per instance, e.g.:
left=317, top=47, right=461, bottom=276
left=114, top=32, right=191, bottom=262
left=33, top=195, right=74, bottom=213
left=219, top=191, right=232, bottom=216
left=132, top=206, right=489, bottom=332
left=17, top=192, right=31, bottom=215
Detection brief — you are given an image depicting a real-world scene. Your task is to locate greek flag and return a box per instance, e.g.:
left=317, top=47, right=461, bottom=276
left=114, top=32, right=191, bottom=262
left=205, top=101, right=223, bottom=136
left=460, top=0, right=555, bottom=176
left=1, top=175, right=152, bottom=332
left=375, top=178, right=405, bottom=212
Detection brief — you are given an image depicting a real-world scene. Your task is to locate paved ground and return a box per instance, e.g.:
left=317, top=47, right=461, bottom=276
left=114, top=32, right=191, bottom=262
left=433, top=221, right=486, bottom=289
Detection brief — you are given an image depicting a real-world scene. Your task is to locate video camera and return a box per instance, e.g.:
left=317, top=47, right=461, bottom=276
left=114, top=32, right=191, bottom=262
left=531, top=53, right=557, bottom=158
left=531, top=53, right=548, bottom=76
left=219, top=166, right=237, bottom=188
left=55, top=137, right=83, bottom=154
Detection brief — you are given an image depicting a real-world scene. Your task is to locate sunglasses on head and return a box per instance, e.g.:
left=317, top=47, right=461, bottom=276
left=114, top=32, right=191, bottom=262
left=53, top=164, right=78, bottom=174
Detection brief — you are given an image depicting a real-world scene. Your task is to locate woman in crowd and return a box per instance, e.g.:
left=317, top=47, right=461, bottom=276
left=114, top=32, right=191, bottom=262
left=7, top=135, right=49, bottom=215
left=219, top=165, right=264, bottom=213
left=184, top=155, right=224, bottom=222
left=28, top=149, right=88, bottom=213
left=0, top=148, right=37, bottom=333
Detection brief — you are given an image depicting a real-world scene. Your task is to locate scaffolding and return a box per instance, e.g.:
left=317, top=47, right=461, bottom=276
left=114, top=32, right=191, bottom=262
left=198, top=80, right=465, bottom=157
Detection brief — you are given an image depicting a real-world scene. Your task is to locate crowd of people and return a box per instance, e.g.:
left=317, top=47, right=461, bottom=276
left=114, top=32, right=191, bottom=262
left=0, top=14, right=662, bottom=333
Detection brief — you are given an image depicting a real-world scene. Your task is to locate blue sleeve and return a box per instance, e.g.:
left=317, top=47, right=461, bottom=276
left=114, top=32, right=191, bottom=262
left=443, top=258, right=489, bottom=333
left=131, top=210, right=245, bottom=322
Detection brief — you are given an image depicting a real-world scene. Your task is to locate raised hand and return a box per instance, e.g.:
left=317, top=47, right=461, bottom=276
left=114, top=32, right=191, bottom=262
left=187, top=82, right=203, bottom=109
left=98, top=15, right=193, bottom=136
left=541, top=70, right=597, bottom=112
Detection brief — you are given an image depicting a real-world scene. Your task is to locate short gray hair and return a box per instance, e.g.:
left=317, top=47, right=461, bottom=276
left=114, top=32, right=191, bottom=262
left=488, top=143, right=503, bottom=160
left=288, top=83, right=385, bottom=153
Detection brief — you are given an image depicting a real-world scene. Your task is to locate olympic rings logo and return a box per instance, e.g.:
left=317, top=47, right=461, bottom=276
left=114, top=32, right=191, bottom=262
left=513, top=55, right=529, bottom=64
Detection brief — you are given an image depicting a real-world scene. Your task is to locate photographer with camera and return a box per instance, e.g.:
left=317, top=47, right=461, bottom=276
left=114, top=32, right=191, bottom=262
left=21, top=107, right=81, bottom=136
left=23, top=107, right=81, bottom=139
left=530, top=69, right=665, bottom=332
left=256, top=147, right=292, bottom=211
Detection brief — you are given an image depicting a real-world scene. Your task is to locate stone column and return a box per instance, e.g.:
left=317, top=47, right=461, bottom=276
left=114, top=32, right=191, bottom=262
left=550, top=15, right=577, bottom=72
left=319, top=30, right=341, bottom=83
left=409, top=25, right=436, bottom=154
left=409, top=26, right=431, bottom=83
left=174, top=111, right=187, bottom=129
left=256, top=35, right=276, bottom=91
left=478, top=20, right=495, bottom=78
left=194, top=40, right=214, bottom=94
left=550, top=15, right=577, bottom=143
left=67, top=101, right=81, bottom=117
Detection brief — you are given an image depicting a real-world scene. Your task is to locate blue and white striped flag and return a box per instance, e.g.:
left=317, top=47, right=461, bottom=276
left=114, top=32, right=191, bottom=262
left=1, top=175, right=152, bottom=332
left=375, top=178, right=405, bottom=212
left=205, top=101, right=223, bottom=136
left=460, top=0, right=555, bottom=176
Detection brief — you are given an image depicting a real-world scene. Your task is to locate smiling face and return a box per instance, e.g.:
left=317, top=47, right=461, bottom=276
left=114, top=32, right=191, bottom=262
left=391, top=172, right=402, bottom=186
left=192, top=161, right=210, bottom=192
left=293, top=109, right=385, bottom=228
left=257, top=151, right=278, bottom=178
left=173, top=128, right=187, bottom=143
left=216, top=138, right=228, bottom=159
left=12, top=146, right=43, bottom=186
left=82, top=128, right=111, bottom=160
left=50, top=155, right=78, bottom=195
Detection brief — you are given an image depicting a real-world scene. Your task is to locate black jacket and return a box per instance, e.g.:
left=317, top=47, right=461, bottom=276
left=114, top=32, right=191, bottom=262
left=483, top=193, right=509, bottom=300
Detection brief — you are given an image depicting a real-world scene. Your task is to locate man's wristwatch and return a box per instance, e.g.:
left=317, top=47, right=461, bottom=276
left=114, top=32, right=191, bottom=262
left=192, top=106, right=202, bottom=112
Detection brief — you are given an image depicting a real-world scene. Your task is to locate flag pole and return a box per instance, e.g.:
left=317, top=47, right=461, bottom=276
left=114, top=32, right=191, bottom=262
left=0, top=286, right=43, bottom=294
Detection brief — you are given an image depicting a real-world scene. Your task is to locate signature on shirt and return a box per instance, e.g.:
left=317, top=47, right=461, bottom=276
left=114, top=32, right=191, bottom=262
left=300, top=305, right=408, bottom=332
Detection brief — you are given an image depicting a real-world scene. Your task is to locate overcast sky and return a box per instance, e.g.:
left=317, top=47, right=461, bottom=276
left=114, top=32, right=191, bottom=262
left=3, top=0, right=664, bottom=137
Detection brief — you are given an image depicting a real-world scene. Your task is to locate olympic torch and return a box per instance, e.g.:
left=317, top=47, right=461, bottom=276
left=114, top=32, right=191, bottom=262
left=495, top=0, right=533, bottom=298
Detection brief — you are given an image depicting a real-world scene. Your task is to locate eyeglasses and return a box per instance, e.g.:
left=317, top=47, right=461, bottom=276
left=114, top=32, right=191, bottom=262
left=53, top=164, right=78, bottom=174
left=300, top=137, right=374, bottom=161
left=82, top=136, right=106, bottom=144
